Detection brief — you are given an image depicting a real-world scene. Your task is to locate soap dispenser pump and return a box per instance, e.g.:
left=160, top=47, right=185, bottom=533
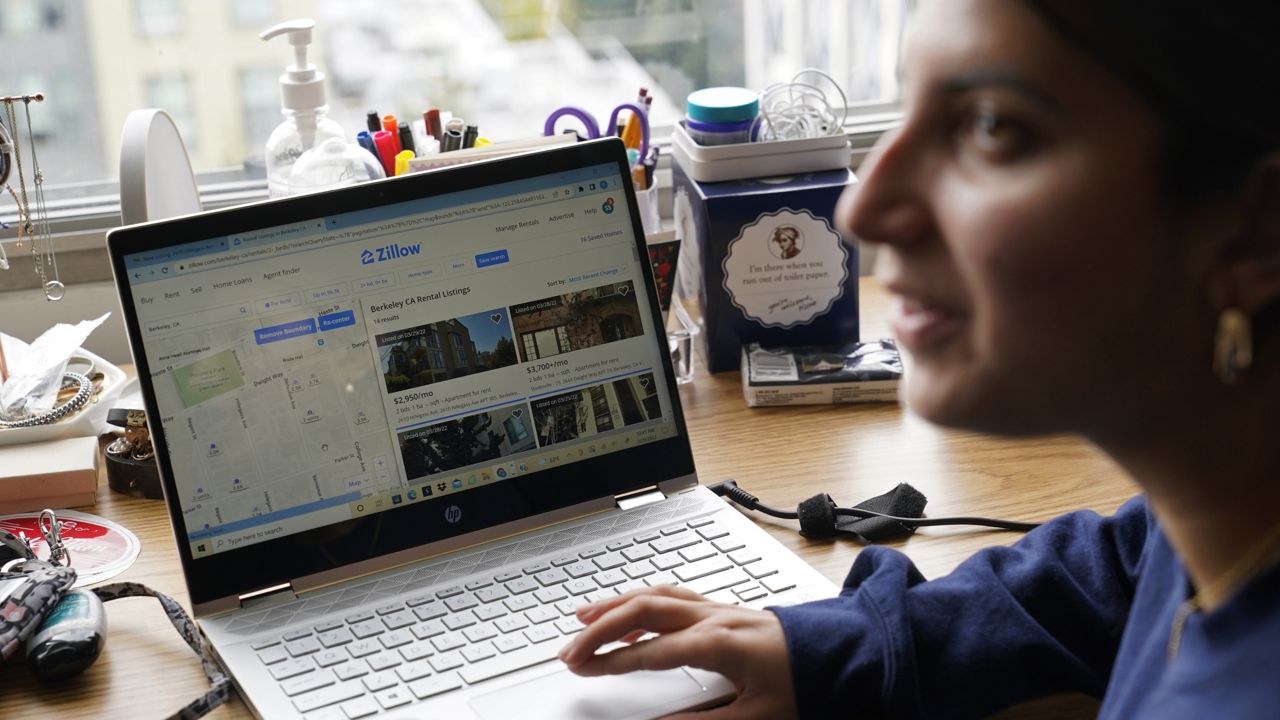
left=260, top=18, right=346, bottom=197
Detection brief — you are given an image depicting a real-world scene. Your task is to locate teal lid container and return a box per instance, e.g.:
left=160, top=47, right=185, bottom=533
left=686, top=87, right=759, bottom=124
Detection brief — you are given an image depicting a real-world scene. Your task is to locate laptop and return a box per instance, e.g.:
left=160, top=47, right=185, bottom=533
left=107, top=138, right=836, bottom=720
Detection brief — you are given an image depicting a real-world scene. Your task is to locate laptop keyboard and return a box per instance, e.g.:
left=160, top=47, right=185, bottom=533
left=250, top=518, right=798, bottom=718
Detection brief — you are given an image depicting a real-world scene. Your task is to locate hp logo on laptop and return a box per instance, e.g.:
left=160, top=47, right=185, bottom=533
left=445, top=505, right=462, bottom=524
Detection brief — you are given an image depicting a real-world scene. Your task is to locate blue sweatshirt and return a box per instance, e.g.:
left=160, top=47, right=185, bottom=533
left=771, top=497, right=1280, bottom=718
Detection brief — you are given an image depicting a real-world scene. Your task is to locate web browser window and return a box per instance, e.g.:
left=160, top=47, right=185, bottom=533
left=123, top=162, right=676, bottom=558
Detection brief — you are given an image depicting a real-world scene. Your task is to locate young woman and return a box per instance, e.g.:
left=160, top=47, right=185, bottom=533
left=556, top=0, right=1280, bottom=717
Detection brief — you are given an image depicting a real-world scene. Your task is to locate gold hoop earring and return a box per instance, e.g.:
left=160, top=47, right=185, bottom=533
left=1214, top=308, right=1253, bottom=386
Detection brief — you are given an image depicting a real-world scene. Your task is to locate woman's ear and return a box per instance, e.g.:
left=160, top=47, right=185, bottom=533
left=1207, top=155, right=1280, bottom=313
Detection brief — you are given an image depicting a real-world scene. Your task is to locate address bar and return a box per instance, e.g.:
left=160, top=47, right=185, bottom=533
left=184, top=189, right=552, bottom=272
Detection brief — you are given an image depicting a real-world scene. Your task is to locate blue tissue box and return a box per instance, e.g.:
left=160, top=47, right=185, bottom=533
left=672, top=163, right=859, bottom=373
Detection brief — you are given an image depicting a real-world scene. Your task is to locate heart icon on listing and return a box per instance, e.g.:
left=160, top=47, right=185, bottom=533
left=512, top=408, right=523, bottom=417
left=490, top=313, right=503, bottom=324
left=639, top=376, right=650, bottom=388
left=618, top=284, right=630, bottom=296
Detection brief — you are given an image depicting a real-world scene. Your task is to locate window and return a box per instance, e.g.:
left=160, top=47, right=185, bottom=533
left=146, top=74, right=198, bottom=150
left=231, top=0, right=276, bottom=27
left=450, top=332, right=467, bottom=365
left=600, top=314, right=634, bottom=343
left=239, top=67, right=280, bottom=152
left=136, top=0, right=184, bottom=37
left=2, top=0, right=907, bottom=297
left=0, top=0, right=41, bottom=34
left=503, top=415, right=529, bottom=444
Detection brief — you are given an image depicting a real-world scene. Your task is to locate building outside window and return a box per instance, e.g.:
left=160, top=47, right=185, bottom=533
left=136, top=0, right=183, bottom=37
left=231, top=0, right=276, bottom=27
left=146, top=74, right=198, bottom=149
left=2, top=0, right=906, bottom=191
left=239, top=67, right=280, bottom=152
left=1, top=0, right=908, bottom=341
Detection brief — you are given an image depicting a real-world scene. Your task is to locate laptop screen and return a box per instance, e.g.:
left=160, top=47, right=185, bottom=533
left=113, top=145, right=686, bottom=581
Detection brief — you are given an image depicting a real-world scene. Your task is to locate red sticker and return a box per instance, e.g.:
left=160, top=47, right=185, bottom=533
left=0, top=510, right=140, bottom=586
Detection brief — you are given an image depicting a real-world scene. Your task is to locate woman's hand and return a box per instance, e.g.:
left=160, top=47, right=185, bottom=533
left=557, top=585, right=798, bottom=720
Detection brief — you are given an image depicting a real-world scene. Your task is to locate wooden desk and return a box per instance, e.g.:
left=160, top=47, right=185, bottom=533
left=0, top=278, right=1134, bottom=719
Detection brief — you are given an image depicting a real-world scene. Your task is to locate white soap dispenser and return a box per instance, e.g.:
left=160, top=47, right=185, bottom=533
left=259, top=18, right=346, bottom=197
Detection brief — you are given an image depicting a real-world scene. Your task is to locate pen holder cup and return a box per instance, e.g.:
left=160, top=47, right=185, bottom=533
left=666, top=298, right=699, bottom=384
left=634, top=184, right=660, bottom=236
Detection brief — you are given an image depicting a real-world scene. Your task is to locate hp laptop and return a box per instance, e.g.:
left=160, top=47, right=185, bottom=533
left=108, top=138, right=835, bottom=720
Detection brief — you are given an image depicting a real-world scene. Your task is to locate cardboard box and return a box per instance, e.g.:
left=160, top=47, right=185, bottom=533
left=673, top=162, right=859, bottom=372
left=0, top=436, right=100, bottom=513
left=741, top=340, right=902, bottom=407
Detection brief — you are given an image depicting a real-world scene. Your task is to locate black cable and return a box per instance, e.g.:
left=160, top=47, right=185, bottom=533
left=709, top=479, right=1041, bottom=533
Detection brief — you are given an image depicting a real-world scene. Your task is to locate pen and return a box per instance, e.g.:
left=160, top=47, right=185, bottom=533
left=424, top=109, right=443, bottom=143
left=373, top=130, right=397, bottom=176
left=398, top=121, right=416, bottom=155
left=356, top=130, right=378, bottom=159
left=382, top=115, right=401, bottom=155
left=366, top=110, right=381, bottom=134
left=462, top=124, right=478, bottom=149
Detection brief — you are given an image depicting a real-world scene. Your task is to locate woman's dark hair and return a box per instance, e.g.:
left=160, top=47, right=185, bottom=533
left=1021, top=1, right=1280, bottom=201
left=1020, top=1, right=1280, bottom=356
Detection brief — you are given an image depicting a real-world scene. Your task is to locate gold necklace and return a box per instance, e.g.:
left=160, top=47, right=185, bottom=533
left=1168, top=520, right=1280, bottom=661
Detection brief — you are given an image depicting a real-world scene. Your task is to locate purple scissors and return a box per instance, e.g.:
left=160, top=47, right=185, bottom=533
left=544, top=103, right=649, bottom=161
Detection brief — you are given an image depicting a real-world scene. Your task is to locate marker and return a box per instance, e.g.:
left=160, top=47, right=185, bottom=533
left=365, top=110, right=381, bottom=134
left=394, top=149, right=415, bottom=176
left=356, top=130, right=378, bottom=159
left=446, top=117, right=465, bottom=135
left=372, top=130, right=397, bottom=176
left=462, top=124, right=478, bottom=149
left=382, top=115, right=401, bottom=154
left=424, top=109, right=443, bottom=142
left=398, top=121, right=416, bottom=155
left=645, top=145, right=659, bottom=187
left=442, top=128, right=463, bottom=152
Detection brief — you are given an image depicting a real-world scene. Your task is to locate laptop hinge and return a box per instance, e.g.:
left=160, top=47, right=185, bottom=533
left=615, top=485, right=666, bottom=510
left=237, top=582, right=296, bottom=610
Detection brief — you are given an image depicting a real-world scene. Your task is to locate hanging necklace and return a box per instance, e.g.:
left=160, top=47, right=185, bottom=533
left=0, top=114, right=12, bottom=270
left=1168, top=519, right=1280, bottom=661
left=2, top=93, right=62, bottom=300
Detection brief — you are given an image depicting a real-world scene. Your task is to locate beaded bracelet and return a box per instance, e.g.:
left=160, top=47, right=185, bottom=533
left=0, top=372, right=93, bottom=428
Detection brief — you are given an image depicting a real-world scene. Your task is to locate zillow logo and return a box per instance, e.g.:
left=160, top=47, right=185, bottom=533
left=361, top=242, right=422, bottom=265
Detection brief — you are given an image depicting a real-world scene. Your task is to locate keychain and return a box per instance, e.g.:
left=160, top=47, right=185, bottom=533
left=0, top=512, right=77, bottom=662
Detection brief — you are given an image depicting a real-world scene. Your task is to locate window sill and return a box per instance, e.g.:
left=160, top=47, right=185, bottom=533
left=1, top=104, right=898, bottom=293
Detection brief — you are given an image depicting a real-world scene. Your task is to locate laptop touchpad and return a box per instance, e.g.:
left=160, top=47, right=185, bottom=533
left=470, top=668, right=711, bottom=720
